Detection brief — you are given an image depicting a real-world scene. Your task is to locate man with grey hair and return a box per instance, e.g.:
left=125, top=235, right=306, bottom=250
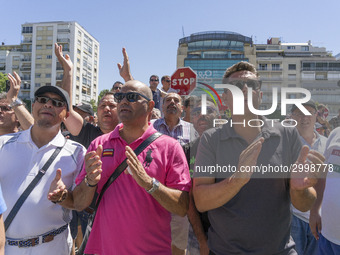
left=193, top=61, right=326, bottom=255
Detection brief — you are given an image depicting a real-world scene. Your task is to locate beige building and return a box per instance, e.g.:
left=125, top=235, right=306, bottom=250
left=1, top=21, right=99, bottom=105
left=245, top=38, right=340, bottom=116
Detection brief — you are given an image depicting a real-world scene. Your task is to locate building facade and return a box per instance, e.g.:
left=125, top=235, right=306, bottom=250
left=177, top=32, right=340, bottom=117
left=0, top=21, right=99, bottom=105
left=177, top=31, right=252, bottom=99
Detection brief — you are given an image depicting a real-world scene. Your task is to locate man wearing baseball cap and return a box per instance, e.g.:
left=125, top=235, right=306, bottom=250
left=73, top=103, right=95, bottom=125
left=0, top=85, right=86, bottom=254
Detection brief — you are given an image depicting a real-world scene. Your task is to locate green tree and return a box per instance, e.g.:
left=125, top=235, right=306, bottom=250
left=90, top=99, right=97, bottom=113
left=98, top=89, right=109, bottom=102
left=0, top=73, right=8, bottom=92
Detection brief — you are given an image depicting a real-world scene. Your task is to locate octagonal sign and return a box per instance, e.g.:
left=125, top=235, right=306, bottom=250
left=171, top=67, right=197, bottom=95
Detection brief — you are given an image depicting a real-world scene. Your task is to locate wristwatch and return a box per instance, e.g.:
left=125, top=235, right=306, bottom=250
left=146, top=178, right=160, bottom=194
left=9, top=98, right=23, bottom=108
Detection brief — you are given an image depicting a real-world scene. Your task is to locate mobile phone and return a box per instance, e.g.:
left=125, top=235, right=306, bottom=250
left=5, top=80, right=10, bottom=92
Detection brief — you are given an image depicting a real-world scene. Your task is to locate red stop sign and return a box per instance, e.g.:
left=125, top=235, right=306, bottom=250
left=171, top=67, right=196, bottom=96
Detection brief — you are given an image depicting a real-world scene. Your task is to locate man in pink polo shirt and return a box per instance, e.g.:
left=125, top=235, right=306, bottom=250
left=50, top=80, right=191, bottom=254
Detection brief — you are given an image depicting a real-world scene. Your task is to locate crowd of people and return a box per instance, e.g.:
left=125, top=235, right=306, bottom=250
left=0, top=43, right=339, bottom=255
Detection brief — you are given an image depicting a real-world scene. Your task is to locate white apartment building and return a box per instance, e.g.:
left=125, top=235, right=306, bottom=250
left=245, top=38, right=340, bottom=116
left=1, top=21, right=99, bottom=105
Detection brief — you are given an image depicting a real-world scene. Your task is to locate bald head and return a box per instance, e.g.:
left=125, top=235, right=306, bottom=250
left=123, top=80, right=153, bottom=100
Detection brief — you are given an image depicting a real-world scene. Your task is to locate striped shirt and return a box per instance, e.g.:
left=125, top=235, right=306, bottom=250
left=151, top=118, right=197, bottom=146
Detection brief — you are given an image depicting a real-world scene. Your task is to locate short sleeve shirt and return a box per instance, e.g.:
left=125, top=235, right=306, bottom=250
left=75, top=123, right=191, bottom=255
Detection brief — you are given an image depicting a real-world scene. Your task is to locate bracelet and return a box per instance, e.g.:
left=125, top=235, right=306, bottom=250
left=85, top=175, right=97, bottom=188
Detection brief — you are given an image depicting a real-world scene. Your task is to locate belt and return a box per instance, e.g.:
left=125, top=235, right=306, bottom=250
left=7, top=224, right=68, bottom=248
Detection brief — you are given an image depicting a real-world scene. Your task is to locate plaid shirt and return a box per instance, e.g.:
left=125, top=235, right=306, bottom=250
left=151, top=118, right=197, bottom=146
left=329, top=115, right=340, bottom=130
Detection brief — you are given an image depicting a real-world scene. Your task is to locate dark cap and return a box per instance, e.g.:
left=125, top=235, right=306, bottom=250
left=73, top=103, right=94, bottom=116
left=291, top=99, right=317, bottom=113
left=34, top=86, right=70, bottom=111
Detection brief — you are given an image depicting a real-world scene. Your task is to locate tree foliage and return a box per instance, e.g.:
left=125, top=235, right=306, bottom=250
left=0, top=73, right=8, bottom=92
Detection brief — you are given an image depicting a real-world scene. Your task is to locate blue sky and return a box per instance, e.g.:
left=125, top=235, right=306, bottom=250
left=1, top=0, right=340, bottom=92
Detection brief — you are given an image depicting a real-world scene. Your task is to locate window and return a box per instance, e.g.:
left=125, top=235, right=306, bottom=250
left=35, top=64, right=42, bottom=69
left=288, top=84, right=296, bottom=87
left=78, top=31, right=82, bottom=36
left=46, top=55, right=52, bottom=59
left=35, top=83, right=41, bottom=87
left=77, top=40, right=81, bottom=45
left=77, top=49, right=81, bottom=54
left=301, top=46, right=309, bottom=51
left=46, top=73, right=51, bottom=78
left=287, top=46, right=295, bottom=50
left=36, top=55, right=42, bottom=60
left=46, top=45, right=53, bottom=49
left=288, top=64, right=296, bottom=70
left=47, top=36, right=53, bottom=41
left=77, top=58, right=80, bottom=63
left=76, top=76, right=80, bottom=81
left=47, top=26, right=53, bottom=31
left=13, top=56, right=20, bottom=61
left=37, top=26, right=43, bottom=31
left=288, top=74, right=296, bottom=80
left=36, top=45, right=43, bottom=50
left=272, top=64, right=280, bottom=70
left=37, top=36, right=42, bottom=41
left=46, top=64, right=52, bottom=68
left=35, top=73, right=41, bottom=78
left=259, top=64, right=267, bottom=70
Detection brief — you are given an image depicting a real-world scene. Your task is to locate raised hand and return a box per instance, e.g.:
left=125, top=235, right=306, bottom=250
left=54, top=43, right=73, bottom=74
left=84, top=145, right=103, bottom=187
left=48, top=169, right=67, bottom=203
left=6, top=72, right=21, bottom=103
left=290, top=146, right=326, bottom=190
left=117, top=48, right=133, bottom=82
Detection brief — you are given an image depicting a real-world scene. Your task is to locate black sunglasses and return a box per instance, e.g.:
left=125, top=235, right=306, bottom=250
left=112, top=86, right=122, bottom=90
left=227, top=79, right=261, bottom=91
left=150, top=79, right=159, bottom=82
left=114, top=92, right=151, bottom=103
left=0, top=105, right=12, bottom=112
left=35, top=96, right=66, bottom=107
left=165, top=80, right=171, bottom=82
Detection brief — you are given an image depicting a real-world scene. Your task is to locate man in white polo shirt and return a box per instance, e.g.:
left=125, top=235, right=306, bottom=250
left=0, top=85, right=86, bottom=254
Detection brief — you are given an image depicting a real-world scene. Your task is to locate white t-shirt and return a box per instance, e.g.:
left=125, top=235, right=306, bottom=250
left=321, top=127, right=340, bottom=245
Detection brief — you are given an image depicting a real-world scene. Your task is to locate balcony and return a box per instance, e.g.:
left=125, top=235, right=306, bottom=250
left=57, top=38, right=70, bottom=43
left=21, top=39, right=32, bottom=44
left=21, top=58, right=31, bottom=62
left=21, top=48, right=32, bottom=52
left=57, top=29, right=70, bottom=33
left=20, top=67, right=31, bottom=71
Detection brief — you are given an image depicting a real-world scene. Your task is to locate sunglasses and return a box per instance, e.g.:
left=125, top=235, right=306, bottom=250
left=35, top=96, right=66, bottom=107
left=191, top=107, right=217, bottom=117
left=150, top=79, right=159, bottom=82
left=114, top=92, right=151, bottom=103
left=0, top=105, right=12, bottom=112
left=112, top=86, right=122, bottom=91
left=165, top=80, right=171, bottom=83
left=226, top=79, right=261, bottom=91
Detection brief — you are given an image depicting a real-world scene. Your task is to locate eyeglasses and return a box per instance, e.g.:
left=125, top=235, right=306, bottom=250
left=35, top=96, right=66, bottom=107
left=150, top=79, right=159, bottom=82
left=165, top=80, right=171, bottom=83
left=0, top=105, right=12, bottom=112
left=191, top=107, right=217, bottom=117
left=226, top=79, right=261, bottom=91
left=114, top=92, right=151, bottom=103
left=112, top=86, right=122, bottom=91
